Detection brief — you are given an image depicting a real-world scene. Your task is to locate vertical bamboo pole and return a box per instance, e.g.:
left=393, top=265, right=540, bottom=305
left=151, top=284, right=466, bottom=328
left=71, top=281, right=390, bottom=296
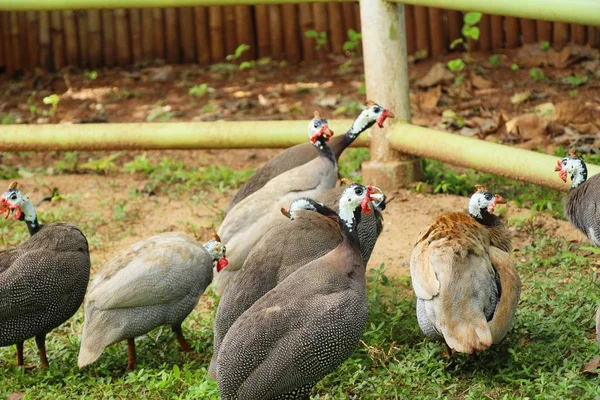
left=404, top=5, right=415, bottom=55
left=76, top=11, right=89, bottom=66
left=223, top=8, right=237, bottom=57
left=328, top=3, right=345, bottom=54
left=478, top=14, right=491, bottom=51
left=255, top=5, right=270, bottom=58
left=152, top=9, right=165, bottom=60
left=164, top=8, right=180, bottom=63
left=9, top=12, right=21, bottom=70
left=141, top=9, right=154, bottom=61
left=571, top=24, right=586, bottom=44
left=102, top=10, right=116, bottom=67
left=490, top=15, right=503, bottom=49
left=63, top=10, right=79, bottom=66
left=235, top=6, right=255, bottom=60
left=282, top=4, right=300, bottom=63
left=26, top=12, right=39, bottom=68
left=39, top=11, right=51, bottom=69
left=193, top=7, right=210, bottom=65
left=504, top=17, right=520, bottom=48
left=114, top=9, right=130, bottom=65
left=427, top=8, right=445, bottom=56
left=413, top=6, right=429, bottom=55
left=298, top=4, right=315, bottom=63
left=536, top=20, right=552, bottom=42
left=208, top=7, right=224, bottom=62
left=360, top=0, right=420, bottom=190
left=520, top=19, right=537, bottom=43
left=87, top=10, right=101, bottom=67
left=312, top=3, right=329, bottom=60
left=129, top=8, right=143, bottom=64
left=50, top=11, right=65, bottom=70
left=553, top=22, right=569, bottom=49
left=179, top=7, right=196, bottom=63
left=268, top=5, right=283, bottom=60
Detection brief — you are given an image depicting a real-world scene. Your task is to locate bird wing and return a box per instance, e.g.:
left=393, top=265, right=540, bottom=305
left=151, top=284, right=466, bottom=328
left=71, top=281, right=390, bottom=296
left=487, top=246, right=521, bottom=343
left=88, top=240, right=210, bottom=311
left=410, top=227, right=442, bottom=300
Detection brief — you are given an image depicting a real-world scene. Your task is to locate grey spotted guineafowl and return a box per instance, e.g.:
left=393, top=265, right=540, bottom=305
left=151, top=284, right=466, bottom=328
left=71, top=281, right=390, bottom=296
left=410, top=186, right=520, bottom=354
left=78, top=232, right=228, bottom=370
left=0, top=182, right=91, bottom=368
left=209, top=185, right=387, bottom=379
left=216, top=183, right=384, bottom=399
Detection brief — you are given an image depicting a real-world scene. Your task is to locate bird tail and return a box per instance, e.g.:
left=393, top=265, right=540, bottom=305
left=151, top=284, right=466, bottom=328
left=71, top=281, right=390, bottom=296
left=77, top=304, right=110, bottom=368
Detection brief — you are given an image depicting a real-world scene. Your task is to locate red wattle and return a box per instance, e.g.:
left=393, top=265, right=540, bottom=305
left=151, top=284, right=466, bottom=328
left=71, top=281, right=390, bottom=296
left=2, top=209, right=9, bottom=219
left=217, top=257, right=229, bottom=272
left=13, top=207, right=22, bottom=220
left=361, top=197, right=372, bottom=215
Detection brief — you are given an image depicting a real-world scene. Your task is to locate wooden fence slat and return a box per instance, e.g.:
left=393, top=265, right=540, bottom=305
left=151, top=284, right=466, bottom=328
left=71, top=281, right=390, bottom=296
left=223, top=7, right=237, bottom=57
left=312, top=3, right=329, bottom=60
left=504, top=17, right=520, bottom=48
left=101, top=10, right=115, bottom=67
left=152, top=8, right=165, bottom=60
left=536, top=20, right=551, bottom=42
left=328, top=3, right=345, bottom=54
left=18, top=12, right=28, bottom=68
left=490, top=15, right=503, bottom=49
left=520, top=18, right=536, bottom=43
left=414, top=6, right=429, bottom=54
left=164, top=8, right=179, bottom=63
left=129, top=9, right=143, bottom=64
left=1, top=13, right=13, bottom=72
left=268, top=5, right=283, bottom=60
left=193, top=7, right=210, bottom=65
left=588, top=26, right=600, bottom=47
left=478, top=13, right=491, bottom=51
left=405, top=5, right=415, bottom=55
left=427, top=7, right=445, bottom=56
left=352, top=3, right=360, bottom=34
left=298, top=4, right=315, bottom=63
left=38, top=11, right=51, bottom=69
left=255, top=5, right=270, bottom=58
left=235, top=6, right=255, bottom=60
left=114, top=9, right=131, bottom=65
left=341, top=2, right=354, bottom=40
left=76, top=11, right=89, bottom=66
left=571, top=24, right=586, bottom=45
left=63, top=10, right=79, bottom=66
left=446, top=10, right=461, bottom=45
left=141, top=9, right=153, bottom=61
left=50, top=11, right=65, bottom=70
left=87, top=10, right=101, bottom=67
left=26, top=11, right=39, bottom=68
left=208, top=7, right=224, bottom=62
left=553, top=22, right=569, bottom=49
left=0, top=13, right=4, bottom=68
left=179, top=7, right=196, bottom=63
left=282, top=4, right=300, bottom=63
left=9, top=12, right=22, bottom=70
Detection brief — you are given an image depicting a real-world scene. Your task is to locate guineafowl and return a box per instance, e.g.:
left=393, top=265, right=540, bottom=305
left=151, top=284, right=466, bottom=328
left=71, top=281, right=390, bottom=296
left=410, top=185, right=520, bottom=354
left=0, top=182, right=90, bottom=368
left=78, top=232, right=227, bottom=370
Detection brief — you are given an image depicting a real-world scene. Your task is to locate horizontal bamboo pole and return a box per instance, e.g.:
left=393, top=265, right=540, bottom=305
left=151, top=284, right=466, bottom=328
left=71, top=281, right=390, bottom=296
left=392, top=0, right=600, bottom=26
left=0, top=120, right=365, bottom=151
left=388, top=123, right=600, bottom=192
left=0, top=0, right=349, bottom=11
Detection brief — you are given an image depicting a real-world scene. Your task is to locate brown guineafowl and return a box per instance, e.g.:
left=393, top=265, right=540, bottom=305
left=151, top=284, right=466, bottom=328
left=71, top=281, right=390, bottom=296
left=209, top=185, right=386, bottom=378
left=410, top=186, right=520, bottom=354
left=78, top=232, right=228, bottom=370
left=216, top=183, right=384, bottom=399
left=226, top=101, right=393, bottom=212
left=0, top=182, right=91, bottom=368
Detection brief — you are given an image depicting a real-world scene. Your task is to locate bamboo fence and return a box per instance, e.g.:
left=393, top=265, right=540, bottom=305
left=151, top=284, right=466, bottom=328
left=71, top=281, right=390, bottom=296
left=0, top=4, right=599, bottom=71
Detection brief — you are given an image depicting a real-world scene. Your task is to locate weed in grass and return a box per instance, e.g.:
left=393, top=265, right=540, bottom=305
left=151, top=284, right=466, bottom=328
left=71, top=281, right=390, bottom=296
left=339, top=148, right=371, bottom=184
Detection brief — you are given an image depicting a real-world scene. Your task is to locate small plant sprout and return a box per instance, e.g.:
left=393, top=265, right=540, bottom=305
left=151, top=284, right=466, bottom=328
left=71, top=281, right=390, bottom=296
left=85, top=70, right=98, bottom=80
left=529, top=68, right=546, bottom=82
left=43, top=94, right=60, bottom=117
left=511, top=63, right=520, bottom=71
left=343, top=29, right=362, bottom=56
left=447, top=12, right=481, bottom=85
left=189, top=84, right=209, bottom=98
left=305, top=30, right=328, bottom=50
left=488, top=54, right=502, bottom=67
left=226, top=44, right=250, bottom=62
left=567, top=74, right=589, bottom=87
left=541, top=41, right=551, bottom=51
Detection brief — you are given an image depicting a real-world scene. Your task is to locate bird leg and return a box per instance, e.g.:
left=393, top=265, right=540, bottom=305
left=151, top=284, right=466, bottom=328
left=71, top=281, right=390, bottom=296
left=35, top=334, right=49, bottom=369
left=16, top=341, right=24, bottom=367
left=172, top=324, right=192, bottom=353
left=126, top=338, right=137, bottom=371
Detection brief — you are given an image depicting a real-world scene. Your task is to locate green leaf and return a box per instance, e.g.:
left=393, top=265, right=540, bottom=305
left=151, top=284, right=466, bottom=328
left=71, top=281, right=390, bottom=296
left=464, top=11, right=482, bottom=26
left=488, top=54, right=501, bottom=66
left=447, top=58, right=466, bottom=72
left=449, top=38, right=464, bottom=49
left=510, top=63, right=520, bottom=70
left=465, top=26, right=480, bottom=40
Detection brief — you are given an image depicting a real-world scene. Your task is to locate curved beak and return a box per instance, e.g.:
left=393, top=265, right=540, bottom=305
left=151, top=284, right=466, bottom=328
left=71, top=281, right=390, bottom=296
left=554, top=160, right=562, bottom=172
left=376, top=109, right=395, bottom=128
left=494, top=194, right=506, bottom=204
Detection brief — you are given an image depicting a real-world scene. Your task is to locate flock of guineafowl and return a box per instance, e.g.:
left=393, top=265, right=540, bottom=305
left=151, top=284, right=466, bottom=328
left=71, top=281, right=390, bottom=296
left=1, top=101, right=599, bottom=399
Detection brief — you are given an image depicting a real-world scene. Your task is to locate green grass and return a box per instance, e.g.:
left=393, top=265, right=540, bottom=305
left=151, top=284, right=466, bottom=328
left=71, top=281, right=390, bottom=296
left=2, top=232, right=599, bottom=399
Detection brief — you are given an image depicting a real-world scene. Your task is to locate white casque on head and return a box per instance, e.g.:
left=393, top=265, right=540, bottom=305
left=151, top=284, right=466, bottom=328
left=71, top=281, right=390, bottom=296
left=561, top=157, right=587, bottom=187
left=468, top=191, right=495, bottom=219
left=338, top=184, right=368, bottom=231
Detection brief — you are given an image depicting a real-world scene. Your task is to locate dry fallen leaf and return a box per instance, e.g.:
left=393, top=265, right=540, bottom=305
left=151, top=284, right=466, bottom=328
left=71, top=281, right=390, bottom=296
left=471, top=74, right=493, bottom=90
left=459, top=126, right=480, bottom=137
left=580, top=356, right=600, bottom=374
left=416, top=62, right=454, bottom=88
left=553, top=100, right=588, bottom=124
left=506, top=114, right=549, bottom=140
left=510, top=91, right=531, bottom=105
left=257, top=94, right=272, bottom=107
left=412, top=85, right=441, bottom=110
